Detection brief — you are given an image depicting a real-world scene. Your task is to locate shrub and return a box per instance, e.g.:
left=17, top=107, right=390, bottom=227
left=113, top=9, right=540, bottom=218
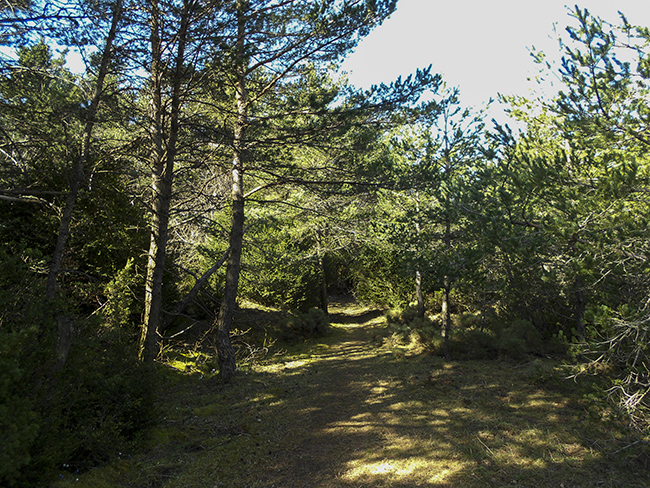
left=448, top=328, right=500, bottom=360
left=384, top=307, right=438, bottom=352
left=497, top=319, right=544, bottom=360
left=34, top=325, right=156, bottom=474
left=0, top=249, right=48, bottom=487
left=283, top=307, right=330, bottom=340
left=0, top=328, right=40, bottom=487
left=0, top=250, right=155, bottom=486
left=102, top=258, right=141, bottom=332
left=385, top=306, right=421, bottom=327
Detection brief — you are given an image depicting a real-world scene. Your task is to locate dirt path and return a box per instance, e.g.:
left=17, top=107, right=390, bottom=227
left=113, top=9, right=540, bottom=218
left=183, top=303, right=453, bottom=488
left=59, top=303, right=650, bottom=488
left=254, top=309, right=411, bottom=487
left=209, top=304, right=646, bottom=488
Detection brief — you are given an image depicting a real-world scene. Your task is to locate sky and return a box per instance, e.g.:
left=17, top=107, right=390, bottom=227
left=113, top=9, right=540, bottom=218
left=339, top=0, right=650, bottom=119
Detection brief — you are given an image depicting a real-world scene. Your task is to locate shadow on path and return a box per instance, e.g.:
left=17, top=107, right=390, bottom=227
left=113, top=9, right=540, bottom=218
left=65, top=304, right=650, bottom=488
left=194, top=306, right=648, bottom=488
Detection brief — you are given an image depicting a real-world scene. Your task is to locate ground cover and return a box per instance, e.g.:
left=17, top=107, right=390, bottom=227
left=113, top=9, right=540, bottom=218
left=54, top=301, right=650, bottom=487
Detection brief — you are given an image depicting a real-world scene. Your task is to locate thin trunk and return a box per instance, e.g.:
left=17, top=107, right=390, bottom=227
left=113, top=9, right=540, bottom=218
left=575, top=276, right=586, bottom=340
left=414, top=191, right=424, bottom=319
left=216, top=185, right=243, bottom=382
left=316, top=232, right=328, bottom=315
left=440, top=118, right=454, bottom=359
left=441, top=275, right=450, bottom=359
left=46, top=0, right=122, bottom=301
left=416, top=270, right=424, bottom=319
left=442, top=214, right=451, bottom=359
left=162, top=247, right=229, bottom=333
left=55, top=316, right=73, bottom=371
left=141, top=0, right=165, bottom=362
left=46, top=0, right=122, bottom=371
left=215, top=0, right=247, bottom=382
left=140, top=0, right=190, bottom=361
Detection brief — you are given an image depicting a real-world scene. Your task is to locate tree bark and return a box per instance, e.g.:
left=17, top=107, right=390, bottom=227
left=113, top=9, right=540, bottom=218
left=45, top=0, right=122, bottom=372
left=215, top=0, right=248, bottom=382
left=416, top=270, right=424, bottom=319
left=140, top=0, right=165, bottom=362
left=216, top=163, right=244, bottom=382
left=46, top=0, right=122, bottom=302
left=575, top=276, right=586, bottom=340
left=316, top=231, right=328, bottom=315
left=140, top=0, right=191, bottom=362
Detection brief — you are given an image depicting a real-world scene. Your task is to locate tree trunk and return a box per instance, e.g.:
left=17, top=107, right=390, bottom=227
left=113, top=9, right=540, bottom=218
left=140, top=0, right=190, bottom=361
left=215, top=0, right=248, bottom=382
left=414, top=191, right=424, bottom=319
left=55, top=315, right=74, bottom=371
left=216, top=164, right=244, bottom=382
left=442, top=213, right=451, bottom=359
left=319, top=255, right=329, bottom=315
left=141, top=0, right=166, bottom=362
left=46, top=0, right=122, bottom=302
left=575, top=276, right=586, bottom=340
left=416, top=270, right=424, bottom=319
left=45, top=0, right=122, bottom=371
left=141, top=170, right=171, bottom=362
left=316, top=231, right=328, bottom=315
left=441, top=275, right=450, bottom=359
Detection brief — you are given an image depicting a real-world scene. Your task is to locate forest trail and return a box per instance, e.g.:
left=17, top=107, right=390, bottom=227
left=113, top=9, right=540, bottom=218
left=59, top=301, right=650, bottom=488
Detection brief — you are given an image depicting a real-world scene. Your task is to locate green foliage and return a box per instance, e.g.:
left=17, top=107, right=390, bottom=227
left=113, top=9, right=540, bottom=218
left=0, top=327, right=40, bottom=486
left=242, top=259, right=321, bottom=312
left=350, top=243, right=413, bottom=308
left=383, top=302, right=558, bottom=361
left=102, top=258, right=141, bottom=332
left=444, top=328, right=499, bottom=360
left=0, top=247, right=154, bottom=486
left=210, top=206, right=323, bottom=312
left=384, top=305, right=438, bottom=351
left=31, top=326, right=156, bottom=478
left=500, top=319, right=543, bottom=359
left=0, top=248, right=49, bottom=486
left=282, top=307, right=330, bottom=340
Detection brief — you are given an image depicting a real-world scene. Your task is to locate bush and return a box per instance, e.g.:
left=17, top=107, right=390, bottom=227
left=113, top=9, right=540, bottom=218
left=283, top=307, right=330, bottom=340
left=32, top=325, right=156, bottom=476
left=384, top=307, right=438, bottom=352
left=446, top=328, right=500, bottom=360
left=497, top=319, right=544, bottom=360
left=102, top=258, right=141, bottom=332
left=385, top=306, right=421, bottom=327
left=0, top=249, right=48, bottom=487
left=0, top=249, right=155, bottom=486
left=0, top=328, right=40, bottom=487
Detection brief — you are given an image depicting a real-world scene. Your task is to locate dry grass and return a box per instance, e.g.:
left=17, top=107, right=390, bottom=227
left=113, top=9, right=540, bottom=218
left=54, top=301, right=650, bottom=487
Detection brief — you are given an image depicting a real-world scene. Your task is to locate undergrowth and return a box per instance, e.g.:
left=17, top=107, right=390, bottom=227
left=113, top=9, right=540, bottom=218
left=383, top=305, right=568, bottom=360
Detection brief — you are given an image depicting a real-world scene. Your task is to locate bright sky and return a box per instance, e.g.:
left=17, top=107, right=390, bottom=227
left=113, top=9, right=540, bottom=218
left=340, top=0, right=650, bottom=119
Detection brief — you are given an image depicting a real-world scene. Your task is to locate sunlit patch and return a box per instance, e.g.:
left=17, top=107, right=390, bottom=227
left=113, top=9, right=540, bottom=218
left=344, top=459, right=415, bottom=477
left=429, top=468, right=453, bottom=482
left=343, top=458, right=459, bottom=484
left=283, top=360, right=307, bottom=369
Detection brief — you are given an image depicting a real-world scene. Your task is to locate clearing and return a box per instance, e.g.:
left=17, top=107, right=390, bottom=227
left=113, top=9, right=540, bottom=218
left=56, top=301, right=649, bottom=487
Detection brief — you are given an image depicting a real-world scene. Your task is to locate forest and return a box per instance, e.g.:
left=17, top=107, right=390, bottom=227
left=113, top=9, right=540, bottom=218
left=1, top=0, right=650, bottom=486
